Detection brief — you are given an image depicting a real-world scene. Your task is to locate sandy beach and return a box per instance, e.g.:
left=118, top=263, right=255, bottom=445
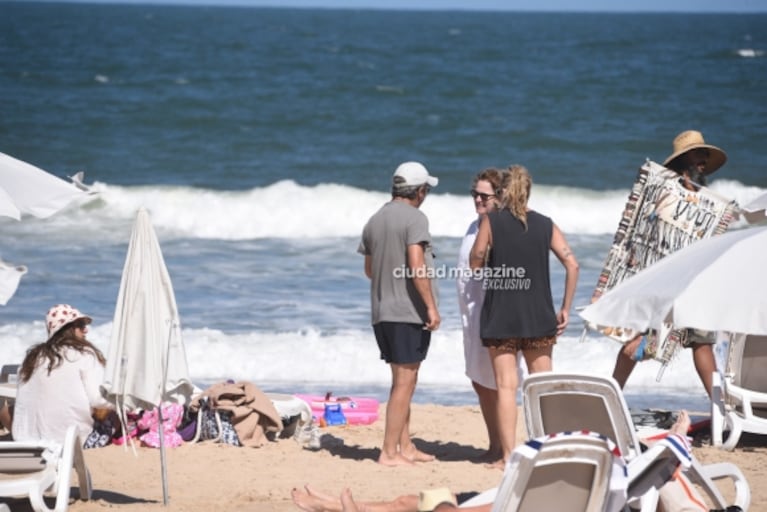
left=3, top=403, right=765, bottom=512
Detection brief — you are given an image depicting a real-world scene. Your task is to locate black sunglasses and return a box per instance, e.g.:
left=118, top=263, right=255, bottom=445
left=470, top=190, right=495, bottom=202
left=71, top=319, right=89, bottom=330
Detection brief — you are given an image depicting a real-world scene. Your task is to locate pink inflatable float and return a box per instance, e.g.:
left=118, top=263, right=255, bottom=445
left=294, top=393, right=380, bottom=426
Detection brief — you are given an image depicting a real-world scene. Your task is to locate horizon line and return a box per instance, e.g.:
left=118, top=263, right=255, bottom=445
left=6, top=0, right=767, bottom=14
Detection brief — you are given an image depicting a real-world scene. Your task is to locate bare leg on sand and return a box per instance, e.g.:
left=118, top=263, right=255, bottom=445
left=612, top=335, right=642, bottom=388
left=691, top=343, right=715, bottom=399
left=292, top=485, right=494, bottom=512
left=380, top=363, right=434, bottom=466
left=489, top=345, right=552, bottom=469
left=472, top=380, right=502, bottom=462
left=340, top=488, right=360, bottom=512
left=291, top=485, right=418, bottom=512
left=489, top=348, right=519, bottom=468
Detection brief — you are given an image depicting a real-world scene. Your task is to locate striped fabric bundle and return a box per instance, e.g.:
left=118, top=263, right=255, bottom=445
left=589, top=160, right=738, bottom=362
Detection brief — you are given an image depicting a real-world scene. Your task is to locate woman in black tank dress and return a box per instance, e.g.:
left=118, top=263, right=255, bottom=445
left=469, top=164, right=580, bottom=465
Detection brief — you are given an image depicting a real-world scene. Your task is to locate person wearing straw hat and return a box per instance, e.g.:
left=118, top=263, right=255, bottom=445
left=662, top=129, right=727, bottom=190
left=612, top=130, right=727, bottom=398
left=12, top=304, right=114, bottom=446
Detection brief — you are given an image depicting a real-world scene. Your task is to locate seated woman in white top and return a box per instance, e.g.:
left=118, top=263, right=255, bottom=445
left=12, top=304, right=113, bottom=445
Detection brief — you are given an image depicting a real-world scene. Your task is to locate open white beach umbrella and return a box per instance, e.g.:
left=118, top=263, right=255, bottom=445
left=580, top=225, right=767, bottom=336
left=101, top=207, right=194, bottom=505
left=0, top=260, right=27, bottom=306
left=0, top=151, right=88, bottom=221
left=741, top=192, right=767, bottom=224
left=1, top=151, right=91, bottom=304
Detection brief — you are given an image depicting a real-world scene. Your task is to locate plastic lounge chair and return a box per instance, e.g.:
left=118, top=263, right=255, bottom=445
left=460, top=430, right=689, bottom=512
left=523, top=372, right=750, bottom=512
left=0, top=365, right=18, bottom=407
left=0, top=365, right=18, bottom=384
left=711, top=333, right=767, bottom=450
left=461, top=431, right=626, bottom=512
left=0, top=425, right=91, bottom=512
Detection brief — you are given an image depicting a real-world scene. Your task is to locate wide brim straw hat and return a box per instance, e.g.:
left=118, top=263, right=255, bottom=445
left=45, top=304, right=92, bottom=339
left=662, top=130, right=727, bottom=176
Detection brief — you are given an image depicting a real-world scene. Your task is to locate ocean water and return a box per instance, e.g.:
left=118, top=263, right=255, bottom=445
left=2, top=3, right=766, bottom=412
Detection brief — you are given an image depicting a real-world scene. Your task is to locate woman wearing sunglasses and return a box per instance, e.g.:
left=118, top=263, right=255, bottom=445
left=12, top=304, right=114, bottom=446
left=456, top=167, right=510, bottom=462
left=469, top=164, right=579, bottom=466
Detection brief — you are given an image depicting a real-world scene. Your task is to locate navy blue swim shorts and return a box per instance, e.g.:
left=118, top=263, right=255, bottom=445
left=373, top=322, right=431, bottom=364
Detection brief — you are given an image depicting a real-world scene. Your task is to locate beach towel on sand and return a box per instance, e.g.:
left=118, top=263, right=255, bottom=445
left=190, top=381, right=282, bottom=447
left=587, top=160, right=738, bottom=363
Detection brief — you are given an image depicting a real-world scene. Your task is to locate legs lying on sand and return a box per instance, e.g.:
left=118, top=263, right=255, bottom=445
left=339, top=488, right=359, bottom=512
left=291, top=485, right=491, bottom=512
left=291, top=485, right=418, bottom=512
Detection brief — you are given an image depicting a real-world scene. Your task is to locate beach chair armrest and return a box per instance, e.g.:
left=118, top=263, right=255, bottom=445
left=696, top=462, right=751, bottom=511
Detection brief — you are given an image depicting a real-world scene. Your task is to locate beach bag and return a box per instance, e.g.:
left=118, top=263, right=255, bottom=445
left=177, top=404, right=198, bottom=442
left=83, top=414, right=118, bottom=449
left=197, top=397, right=241, bottom=446
left=113, top=410, right=143, bottom=446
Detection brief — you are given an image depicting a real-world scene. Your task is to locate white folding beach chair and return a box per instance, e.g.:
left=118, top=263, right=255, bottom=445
left=0, top=425, right=92, bottom=512
left=461, top=431, right=625, bottom=512
left=711, top=333, right=767, bottom=450
left=523, top=372, right=750, bottom=512
left=459, top=430, right=689, bottom=512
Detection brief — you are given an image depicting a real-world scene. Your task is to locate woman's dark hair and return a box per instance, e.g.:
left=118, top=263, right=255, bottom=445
left=19, top=322, right=106, bottom=383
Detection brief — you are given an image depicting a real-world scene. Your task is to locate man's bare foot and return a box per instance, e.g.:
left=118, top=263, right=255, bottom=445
left=340, top=488, right=360, bottom=512
left=292, top=487, right=338, bottom=512
left=402, top=446, right=435, bottom=463
left=378, top=451, right=415, bottom=466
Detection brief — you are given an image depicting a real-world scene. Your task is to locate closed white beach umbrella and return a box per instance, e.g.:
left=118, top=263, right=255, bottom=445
left=101, top=207, right=194, bottom=505
left=580, top=225, right=767, bottom=336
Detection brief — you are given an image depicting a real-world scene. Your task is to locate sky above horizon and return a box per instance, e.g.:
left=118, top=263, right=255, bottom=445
left=20, top=0, right=767, bottom=12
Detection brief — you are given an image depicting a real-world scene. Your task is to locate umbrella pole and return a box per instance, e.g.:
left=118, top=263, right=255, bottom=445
left=158, top=404, right=169, bottom=505
left=158, top=320, right=177, bottom=506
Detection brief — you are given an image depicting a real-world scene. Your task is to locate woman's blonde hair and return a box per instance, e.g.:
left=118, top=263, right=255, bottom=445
left=500, top=164, right=532, bottom=230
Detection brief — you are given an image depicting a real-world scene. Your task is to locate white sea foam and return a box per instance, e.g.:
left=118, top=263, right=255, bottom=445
left=0, top=319, right=710, bottom=409
left=3, top=178, right=762, bottom=243
left=736, top=48, right=764, bottom=58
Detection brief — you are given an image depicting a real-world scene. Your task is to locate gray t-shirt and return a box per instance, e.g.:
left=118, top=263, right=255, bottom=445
left=358, top=200, right=437, bottom=325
